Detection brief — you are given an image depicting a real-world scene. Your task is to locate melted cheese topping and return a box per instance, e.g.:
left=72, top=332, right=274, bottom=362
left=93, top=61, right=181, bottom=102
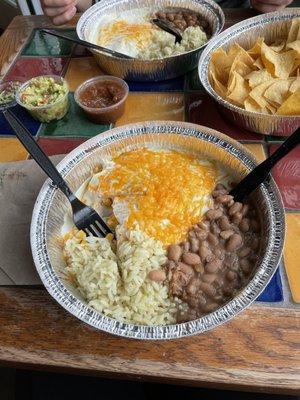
left=98, top=20, right=154, bottom=51
left=96, top=149, right=218, bottom=246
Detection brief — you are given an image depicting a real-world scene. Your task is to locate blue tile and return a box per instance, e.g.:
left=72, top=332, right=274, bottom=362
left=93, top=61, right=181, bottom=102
left=256, top=262, right=283, bottom=302
left=126, top=76, right=184, bottom=92
left=0, top=105, right=40, bottom=136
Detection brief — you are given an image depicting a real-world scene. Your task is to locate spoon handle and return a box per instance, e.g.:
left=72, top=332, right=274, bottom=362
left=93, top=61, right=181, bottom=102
left=40, top=29, right=133, bottom=60
left=230, top=127, right=300, bottom=202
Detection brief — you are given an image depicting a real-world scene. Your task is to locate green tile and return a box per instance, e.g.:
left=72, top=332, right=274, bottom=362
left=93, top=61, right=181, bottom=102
left=39, top=93, right=110, bottom=138
left=22, top=29, right=75, bottom=57
left=184, top=69, right=204, bottom=91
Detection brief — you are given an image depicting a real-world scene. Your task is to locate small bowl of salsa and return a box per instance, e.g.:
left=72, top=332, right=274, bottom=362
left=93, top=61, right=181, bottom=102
left=74, top=76, right=129, bottom=124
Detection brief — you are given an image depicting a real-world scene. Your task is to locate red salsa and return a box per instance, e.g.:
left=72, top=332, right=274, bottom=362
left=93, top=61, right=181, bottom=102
left=79, top=81, right=126, bottom=109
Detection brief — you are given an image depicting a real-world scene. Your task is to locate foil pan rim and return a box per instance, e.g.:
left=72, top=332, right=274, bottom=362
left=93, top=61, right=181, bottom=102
left=198, top=9, right=300, bottom=120
left=30, top=121, right=285, bottom=340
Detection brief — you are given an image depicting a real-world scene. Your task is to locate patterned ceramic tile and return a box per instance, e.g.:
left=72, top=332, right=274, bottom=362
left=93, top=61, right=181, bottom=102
left=0, top=105, right=40, bottom=136
left=256, top=264, right=283, bottom=302
left=187, top=93, right=263, bottom=142
left=22, top=29, right=74, bottom=57
left=64, top=57, right=104, bottom=92
left=39, top=93, right=110, bottom=138
left=116, top=93, right=185, bottom=127
left=37, top=138, right=86, bottom=156
left=244, top=143, right=266, bottom=163
left=0, top=138, right=28, bottom=162
left=284, top=213, right=300, bottom=303
left=270, top=144, right=300, bottom=209
left=4, top=57, right=68, bottom=82
left=127, top=76, right=184, bottom=92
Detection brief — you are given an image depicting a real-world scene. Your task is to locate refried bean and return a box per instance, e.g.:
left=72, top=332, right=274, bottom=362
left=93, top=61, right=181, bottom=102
left=162, top=184, right=261, bottom=322
left=79, top=81, right=126, bottom=109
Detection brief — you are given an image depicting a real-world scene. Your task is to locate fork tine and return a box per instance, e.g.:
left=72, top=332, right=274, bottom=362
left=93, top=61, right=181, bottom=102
left=93, top=214, right=113, bottom=235
left=88, top=224, right=102, bottom=238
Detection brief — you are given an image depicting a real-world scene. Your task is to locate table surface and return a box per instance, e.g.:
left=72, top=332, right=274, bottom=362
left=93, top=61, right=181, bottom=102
left=0, top=9, right=299, bottom=395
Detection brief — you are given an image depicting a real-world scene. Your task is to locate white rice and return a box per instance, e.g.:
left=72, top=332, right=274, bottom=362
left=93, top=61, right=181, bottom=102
left=63, top=228, right=186, bottom=326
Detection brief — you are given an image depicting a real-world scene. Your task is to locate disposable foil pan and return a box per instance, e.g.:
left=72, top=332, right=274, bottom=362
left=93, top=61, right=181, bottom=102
left=76, top=0, right=224, bottom=81
left=31, top=121, right=285, bottom=339
left=199, top=9, right=300, bottom=136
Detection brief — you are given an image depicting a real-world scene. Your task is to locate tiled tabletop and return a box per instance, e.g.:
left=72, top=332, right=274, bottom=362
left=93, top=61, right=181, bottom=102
left=0, top=11, right=299, bottom=393
left=1, top=24, right=299, bottom=306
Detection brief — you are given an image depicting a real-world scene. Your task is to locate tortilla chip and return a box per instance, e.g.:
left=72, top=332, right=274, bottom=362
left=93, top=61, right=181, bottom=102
left=270, top=40, right=286, bottom=52
left=289, top=76, right=300, bottom=93
left=229, top=58, right=253, bottom=79
left=248, top=37, right=264, bottom=57
left=266, top=103, right=277, bottom=115
left=264, top=79, right=292, bottom=106
left=286, top=40, right=300, bottom=55
left=276, top=89, right=300, bottom=115
left=244, top=97, right=264, bottom=112
left=249, top=80, right=275, bottom=108
left=261, top=43, right=297, bottom=78
left=227, top=44, right=254, bottom=67
left=227, top=72, right=250, bottom=106
left=209, top=62, right=228, bottom=97
left=253, top=57, right=264, bottom=70
left=287, top=18, right=300, bottom=44
left=245, top=69, right=273, bottom=89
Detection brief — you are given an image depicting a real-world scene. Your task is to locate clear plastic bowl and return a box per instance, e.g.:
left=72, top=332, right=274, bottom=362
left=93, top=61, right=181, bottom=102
left=74, top=76, right=129, bottom=124
left=16, top=75, right=69, bottom=123
left=0, top=81, right=22, bottom=110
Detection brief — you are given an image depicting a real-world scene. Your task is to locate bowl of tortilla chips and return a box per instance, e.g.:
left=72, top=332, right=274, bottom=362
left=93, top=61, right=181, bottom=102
left=199, top=10, right=300, bottom=136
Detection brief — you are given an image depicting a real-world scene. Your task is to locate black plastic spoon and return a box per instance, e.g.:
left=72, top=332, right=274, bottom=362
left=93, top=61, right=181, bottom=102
left=230, top=127, right=300, bottom=202
left=40, top=29, right=134, bottom=59
left=152, top=18, right=183, bottom=43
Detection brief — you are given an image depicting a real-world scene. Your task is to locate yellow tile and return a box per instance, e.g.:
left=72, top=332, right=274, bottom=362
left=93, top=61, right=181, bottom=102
left=65, top=57, right=104, bottom=92
left=243, top=143, right=266, bottom=163
left=284, top=213, right=300, bottom=303
left=0, top=138, right=28, bottom=162
left=116, top=93, right=185, bottom=127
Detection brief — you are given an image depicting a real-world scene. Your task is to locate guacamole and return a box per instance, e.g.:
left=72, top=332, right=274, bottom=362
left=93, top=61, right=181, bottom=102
left=18, top=76, right=69, bottom=123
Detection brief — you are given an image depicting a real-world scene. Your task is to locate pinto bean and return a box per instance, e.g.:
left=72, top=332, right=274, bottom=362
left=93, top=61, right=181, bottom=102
left=182, top=252, right=201, bottom=266
left=206, top=209, right=223, bottom=221
left=220, top=230, right=234, bottom=240
left=166, top=13, right=175, bottom=21
left=199, top=244, right=212, bottom=262
left=210, top=222, right=221, bottom=236
left=229, top=202, right=243, bottom=216
left=226, top=270, right=237, bottom=282
left=251, top=220, right=260, bottom=232
left=194, top=263, right=204, bottom=273
left=203, top=303, right=218, bottom=313
left=156, top=11, right=166, bottom=19
left=178, top=262, right=194, bottom=276
left=238, top=246, right=251, bottom=258
left=199, top=282, right=216, bottom=297
left=240, top=258, right=251, bottom=274
left=190, top=237, right=200, bottom=253
left=148, top=269, right=166, bottom=282
left=182, top=241, right=190, bottom=253
left=216, top=194, right=233, bottom=204
left=251, top=237, right=259, bottom=250
left=232, top=213, right=243, bottom=225
left=186, top=277, right=200, bottom=295
left=213, top=247, right=225, bottom=260
left=241, top=204, right=250, bottom=216
left=239, top=218, right=250, bottom=233
left=219, top=216, right=231, bottom=230
left=198, top=221, right=210, bottom=230
left=202, top=273, right=217, bottom=283
left=168, top=244, right=182, bottom=262
left=207, top=232, right=218, bottom=246
left=206, top=258, right=222, bottom=273
left=226, top=234, right=243, bottom=252
left=195, top=229, right=208, bottom=240
left=212, top=189, right=227, bottom=197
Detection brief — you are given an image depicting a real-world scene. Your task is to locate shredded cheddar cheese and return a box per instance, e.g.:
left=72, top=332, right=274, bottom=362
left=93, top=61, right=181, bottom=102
left=97, top=149, right=218, bottom=246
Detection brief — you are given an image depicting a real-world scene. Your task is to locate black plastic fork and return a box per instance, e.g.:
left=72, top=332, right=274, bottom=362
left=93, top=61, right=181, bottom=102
left=3, top=109, right=112, bottom=238
left=230, top=127, right=300, bottom=202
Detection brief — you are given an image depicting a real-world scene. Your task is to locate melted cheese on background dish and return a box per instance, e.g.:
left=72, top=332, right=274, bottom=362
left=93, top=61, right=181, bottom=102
left=86, top=148, right=223, bottom=246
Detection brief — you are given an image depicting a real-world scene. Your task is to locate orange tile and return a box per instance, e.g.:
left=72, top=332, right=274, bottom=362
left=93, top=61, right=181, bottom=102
left=65, top=57, right=104, bottom=92
left=0, top=138, right=28, bottom=162
left=284, top=213, right=300, bottom=303
left=244, top=143, right=266, bottom=163
left=115, top=93, right=185, bottom=127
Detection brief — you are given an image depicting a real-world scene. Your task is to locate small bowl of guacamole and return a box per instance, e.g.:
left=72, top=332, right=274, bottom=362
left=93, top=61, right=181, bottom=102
left=16, top=75, right=69, bottom=123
